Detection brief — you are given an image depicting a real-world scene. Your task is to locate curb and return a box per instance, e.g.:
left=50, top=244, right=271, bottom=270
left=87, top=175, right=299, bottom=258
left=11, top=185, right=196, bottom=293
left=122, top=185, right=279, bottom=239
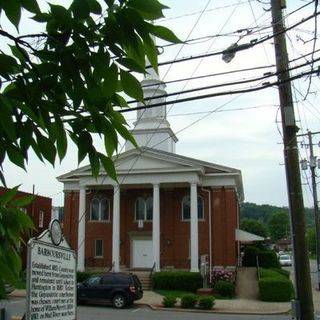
left=137, top=303, right=292, bottom=315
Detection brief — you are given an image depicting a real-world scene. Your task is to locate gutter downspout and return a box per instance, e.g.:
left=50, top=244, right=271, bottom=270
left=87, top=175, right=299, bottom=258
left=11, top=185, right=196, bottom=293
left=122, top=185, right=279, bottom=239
left=202, top=187, right=212, bottom=283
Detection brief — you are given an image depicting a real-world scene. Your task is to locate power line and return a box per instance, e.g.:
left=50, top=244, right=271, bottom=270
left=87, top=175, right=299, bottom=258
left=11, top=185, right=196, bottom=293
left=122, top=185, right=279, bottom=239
left=119, top=67, right=320, bottom=113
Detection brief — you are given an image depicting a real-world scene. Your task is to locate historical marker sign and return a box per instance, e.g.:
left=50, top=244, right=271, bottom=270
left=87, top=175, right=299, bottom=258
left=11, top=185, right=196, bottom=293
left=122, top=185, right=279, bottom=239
left=26, top=220, right=76, bottom=320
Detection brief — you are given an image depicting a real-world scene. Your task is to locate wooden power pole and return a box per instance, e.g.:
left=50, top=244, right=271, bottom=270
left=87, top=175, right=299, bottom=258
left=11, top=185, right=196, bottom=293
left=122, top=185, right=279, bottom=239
left=270, top=1, right=314, bottom=319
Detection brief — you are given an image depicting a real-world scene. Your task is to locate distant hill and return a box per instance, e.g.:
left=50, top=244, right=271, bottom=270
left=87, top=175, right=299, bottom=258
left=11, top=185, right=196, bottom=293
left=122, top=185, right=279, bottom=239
left=240, top=202, right=315, bottom=228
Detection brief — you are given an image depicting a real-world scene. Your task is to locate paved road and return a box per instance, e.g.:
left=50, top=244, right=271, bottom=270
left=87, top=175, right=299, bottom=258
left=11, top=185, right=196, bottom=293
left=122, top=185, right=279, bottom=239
left=0, top=298, right=291, bottom=320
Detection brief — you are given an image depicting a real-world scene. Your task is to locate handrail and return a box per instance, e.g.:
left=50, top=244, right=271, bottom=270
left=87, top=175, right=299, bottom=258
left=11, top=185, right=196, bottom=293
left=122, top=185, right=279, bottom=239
left=149, top=262, right=156, bottom=286
left=108, top=262, right=115, bottom=273
left=256, top=255, right=260, bottom=280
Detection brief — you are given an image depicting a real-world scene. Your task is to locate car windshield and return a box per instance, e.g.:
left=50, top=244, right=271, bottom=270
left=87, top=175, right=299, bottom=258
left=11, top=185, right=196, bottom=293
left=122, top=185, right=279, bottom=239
left=280, top=255, right=290, bottom=260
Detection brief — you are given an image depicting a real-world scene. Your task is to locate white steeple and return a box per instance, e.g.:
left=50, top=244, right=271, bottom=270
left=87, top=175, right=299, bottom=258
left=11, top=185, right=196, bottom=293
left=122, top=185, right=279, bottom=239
left=125, top=54, right=178, bottom=153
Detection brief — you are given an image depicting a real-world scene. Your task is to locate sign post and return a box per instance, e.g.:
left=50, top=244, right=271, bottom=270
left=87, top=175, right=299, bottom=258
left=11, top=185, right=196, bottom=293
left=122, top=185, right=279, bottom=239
left=26, top=220, right=76, bottom=320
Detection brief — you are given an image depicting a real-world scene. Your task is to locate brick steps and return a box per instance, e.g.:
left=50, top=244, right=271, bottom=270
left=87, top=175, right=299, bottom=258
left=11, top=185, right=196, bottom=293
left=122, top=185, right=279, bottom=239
left=121, top=269, right=152, bottom=290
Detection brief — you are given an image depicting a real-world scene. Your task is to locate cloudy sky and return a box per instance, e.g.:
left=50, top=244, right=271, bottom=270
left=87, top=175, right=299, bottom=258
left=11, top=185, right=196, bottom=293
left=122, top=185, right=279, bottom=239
left=1, top=0, right=319, bottom=207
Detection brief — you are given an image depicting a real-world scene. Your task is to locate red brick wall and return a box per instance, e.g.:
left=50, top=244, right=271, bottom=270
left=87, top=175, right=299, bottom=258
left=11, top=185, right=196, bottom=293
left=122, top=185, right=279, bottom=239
left=62, top=186, right=239, bottom=270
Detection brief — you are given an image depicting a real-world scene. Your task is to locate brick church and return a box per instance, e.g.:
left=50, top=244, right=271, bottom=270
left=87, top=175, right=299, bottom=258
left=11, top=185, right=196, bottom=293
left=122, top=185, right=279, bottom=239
left=58, top=67, right=244, bottom=273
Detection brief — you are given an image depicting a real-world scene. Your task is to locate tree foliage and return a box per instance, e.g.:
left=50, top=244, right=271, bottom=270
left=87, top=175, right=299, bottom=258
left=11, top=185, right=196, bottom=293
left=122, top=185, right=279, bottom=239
left=240, top=218, right=268, bottom=238
left=0, top=0, right=179, bottom=292
left=307, top=228, right=316, bottom=255
left=267, top=211, right=290, bottom=242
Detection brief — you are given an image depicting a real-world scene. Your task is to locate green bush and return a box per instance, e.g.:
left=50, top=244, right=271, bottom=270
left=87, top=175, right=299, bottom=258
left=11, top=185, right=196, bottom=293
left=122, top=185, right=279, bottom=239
left=152, top=272, right=203, bottom=292
left=259, top=278, right=294, bottom=302
left=242, top=246, right=259, bottom=267
left=77, top=271, right=100, bottom=283
left=258, top=251, right=280, bottom=268
left=180, top=294, right=198, bottom=309
left=214, top=280, right=235, bottom=297
left=162, top=296, right=177, bottom=308
left=198, top=296, right=215, bottom=310
left=259, top=268, right=285, bottom=279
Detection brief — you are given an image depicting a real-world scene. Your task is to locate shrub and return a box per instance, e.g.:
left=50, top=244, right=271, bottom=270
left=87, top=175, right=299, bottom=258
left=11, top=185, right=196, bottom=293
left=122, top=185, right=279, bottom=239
left=211, top=269, right=235, bottom=286
left=259, top=268, right=285, bottom=280
left=258, top=251, right=280, bottom=268
left=198, top=296, right=215, bottom=310
left=214, top=280, right=235, bottom=297
left=152, top=272, right=203, bottom=292
left=242, top=246, right=259, bottom=267
left=259, top=278, right=294, bottom=302
left=181, top=294, right=198, bottom=309
left=162, top=296, right=177, bottom=308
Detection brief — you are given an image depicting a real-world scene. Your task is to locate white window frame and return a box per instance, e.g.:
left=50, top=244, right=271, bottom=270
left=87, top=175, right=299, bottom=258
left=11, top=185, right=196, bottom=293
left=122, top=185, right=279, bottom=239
left=181, top=195, right=205, bottom=221
left=94, top=239, right=103, bottom=258
left=39, top=210, right=44, bottom=228
left=134, top=197, right=153, bottom=222
left=90, top=197, right=110, bottom=222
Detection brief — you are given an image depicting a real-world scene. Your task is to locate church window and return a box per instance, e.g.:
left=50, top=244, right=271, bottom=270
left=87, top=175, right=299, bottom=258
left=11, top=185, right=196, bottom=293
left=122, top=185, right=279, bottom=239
left=182, top=196, right=204, bottom=220
left=135, top=197, right=153, bottom=221
left=90, top=197, right=110, bottom=221
left=95, top=239, right=103, bottom=257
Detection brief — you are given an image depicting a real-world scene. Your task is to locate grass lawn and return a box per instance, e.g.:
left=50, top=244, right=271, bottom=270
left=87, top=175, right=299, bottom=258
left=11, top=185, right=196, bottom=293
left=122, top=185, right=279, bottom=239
left=154, top=289, right=234, bottom=300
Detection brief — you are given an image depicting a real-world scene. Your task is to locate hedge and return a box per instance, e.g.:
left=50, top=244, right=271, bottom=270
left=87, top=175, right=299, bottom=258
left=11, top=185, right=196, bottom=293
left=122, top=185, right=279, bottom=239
left=198, top=296, right=215, bottom=310
left=180, top=294, right=198, bottom=309
left=242, top=246, right=280, bottom=268
left=152, top=272, right=203, bottom=292
left=259, top=278, right=294, bottom=302
left=162, top=296, right=177, bottom=308
left=214, top=280, right=235, bottom=298
left=270, top=268, right=290, bottom=279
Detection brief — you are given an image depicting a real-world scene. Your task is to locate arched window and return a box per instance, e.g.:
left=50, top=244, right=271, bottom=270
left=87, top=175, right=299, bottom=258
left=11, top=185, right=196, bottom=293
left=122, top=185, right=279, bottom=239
left=91, top=198, right=100, bottom=220
left=182, top=196, right=204, bottom=220
left=90, top=197, right=110, bottom=221
left=146, top=197, right=153, bottom=221
left=135, top=197, right=145, bottom=221
left=100, top=198, right=110, bottom=221
left=134, top=197, right=153, bottom=221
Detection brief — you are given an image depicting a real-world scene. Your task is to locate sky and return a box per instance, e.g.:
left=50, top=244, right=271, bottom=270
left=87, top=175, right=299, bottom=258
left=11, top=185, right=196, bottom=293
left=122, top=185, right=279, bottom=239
left=1, top=0, right=320, bottom=208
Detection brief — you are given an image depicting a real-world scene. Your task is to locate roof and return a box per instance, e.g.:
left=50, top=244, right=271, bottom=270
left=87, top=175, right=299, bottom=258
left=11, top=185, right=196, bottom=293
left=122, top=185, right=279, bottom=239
left=58, top=147, right=244, bottom=199
left=235, top=229, right=265, bottom=243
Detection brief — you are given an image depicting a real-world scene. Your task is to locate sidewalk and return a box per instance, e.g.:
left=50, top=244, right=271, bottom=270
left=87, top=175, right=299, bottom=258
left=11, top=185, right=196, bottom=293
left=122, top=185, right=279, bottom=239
left=136, top=291, right=291, bottom=314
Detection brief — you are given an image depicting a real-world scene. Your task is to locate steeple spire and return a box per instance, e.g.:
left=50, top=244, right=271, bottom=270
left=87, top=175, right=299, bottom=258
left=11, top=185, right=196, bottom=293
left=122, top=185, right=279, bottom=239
left=124, top=39, right=178, bottom=153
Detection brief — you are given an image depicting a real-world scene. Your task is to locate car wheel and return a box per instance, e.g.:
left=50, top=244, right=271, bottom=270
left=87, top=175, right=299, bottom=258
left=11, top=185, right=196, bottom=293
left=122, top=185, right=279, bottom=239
left=112, top=294, right=126, bottom=309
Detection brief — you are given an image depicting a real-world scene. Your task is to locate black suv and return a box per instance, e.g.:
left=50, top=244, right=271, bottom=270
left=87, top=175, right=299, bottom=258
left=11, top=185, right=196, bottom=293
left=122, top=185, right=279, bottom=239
left=77, top=272, right=143, bottom=308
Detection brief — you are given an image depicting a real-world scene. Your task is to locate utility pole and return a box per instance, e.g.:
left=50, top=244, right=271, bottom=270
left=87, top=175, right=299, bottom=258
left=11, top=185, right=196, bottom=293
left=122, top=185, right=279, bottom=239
left=271, top=1, right=314, bottom=319
left=299, top=130, right=320, bottom=291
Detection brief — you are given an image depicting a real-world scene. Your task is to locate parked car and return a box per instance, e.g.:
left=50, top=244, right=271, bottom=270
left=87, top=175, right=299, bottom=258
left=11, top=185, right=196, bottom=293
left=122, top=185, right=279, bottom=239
left=77, top=272, right=143, bottom=308
left=279, top=254, right=292, bottom=266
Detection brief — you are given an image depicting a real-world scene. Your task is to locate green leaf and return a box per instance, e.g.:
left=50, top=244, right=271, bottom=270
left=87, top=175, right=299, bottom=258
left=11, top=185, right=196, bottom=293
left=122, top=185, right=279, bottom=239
left=0, top=96, right=16, bottom=141
left=102, top=63, right=118, bottom=98
left=117, top=58, right=145, bottom=74
left=89, top=151, right=100, bottom=178
left=151, top=25, right=181, bottom=43
left=52, top=120, right=67, bottom=161
left=0, top=187, right=19, bottom=205
left=7, top=145, right=25, bottom=169
left=0, top=54, right=18, bottom=74
left=71, top=0, right=90, bottom=19
left=127, top=0, right=168, bottom=20
left=11, top=195, right=35, bottom=207
left=99, top=153, right=117, bottom=181
left=1, top=0, right=21, bottom=28
left=49, top=4, right=71, bottom=22
left=36, top=134, right=56, bottom=165
left=113, top=120, right=137, bottom=148
left=143, top=34, right=158, bottom=74
left=87, top=0, right=102, bottom=14
left=120, top=69, right=143, bottom=101
left=21, top=0, right=40, bottom=14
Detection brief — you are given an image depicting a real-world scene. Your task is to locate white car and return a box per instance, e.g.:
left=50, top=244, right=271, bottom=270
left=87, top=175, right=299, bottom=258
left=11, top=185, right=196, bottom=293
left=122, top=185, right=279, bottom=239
left=279, top=254, right=292, bottom=266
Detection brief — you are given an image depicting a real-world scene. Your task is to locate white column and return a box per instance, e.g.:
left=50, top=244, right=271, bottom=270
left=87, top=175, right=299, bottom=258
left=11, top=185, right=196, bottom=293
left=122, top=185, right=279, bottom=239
left=112, top=185, right=120, bottom=272
left=190, top=182, right=199, bottom=272
left=77, top=186, right=86, bottom=272
left=153, top=183, right=160, bottom=271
